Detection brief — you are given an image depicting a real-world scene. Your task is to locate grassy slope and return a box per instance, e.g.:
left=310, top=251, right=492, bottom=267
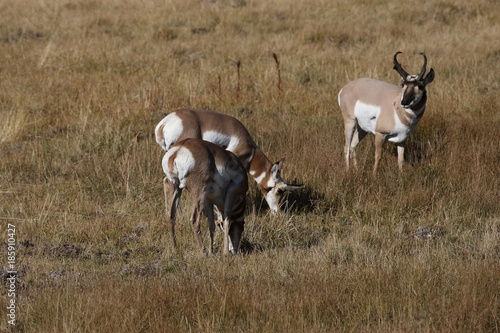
left=1, top=0, right=499, bottom=331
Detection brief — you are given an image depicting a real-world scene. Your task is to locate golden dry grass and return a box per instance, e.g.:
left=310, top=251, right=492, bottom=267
left=1, top=0, right=499, bottom=332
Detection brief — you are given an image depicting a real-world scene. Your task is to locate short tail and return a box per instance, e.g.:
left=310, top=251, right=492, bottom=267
left=154, top=120, right=167, bottom=151
left=337, top=88, right=343, bottom=108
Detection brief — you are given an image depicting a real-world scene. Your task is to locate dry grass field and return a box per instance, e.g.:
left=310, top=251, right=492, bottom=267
left=1, top=0, right=499, bottom=331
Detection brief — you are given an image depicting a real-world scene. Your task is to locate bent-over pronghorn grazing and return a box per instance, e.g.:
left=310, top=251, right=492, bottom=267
left=155, top=109, right=304, bottom=212
left=162, top=138, right=248, bottom=254
left=338, top=51, right=435, bottom=173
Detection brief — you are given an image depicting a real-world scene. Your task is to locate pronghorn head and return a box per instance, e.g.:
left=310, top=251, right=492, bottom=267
left=263, top=159, right=304, bottom=212
left=393, top=51, right=435, bottom=108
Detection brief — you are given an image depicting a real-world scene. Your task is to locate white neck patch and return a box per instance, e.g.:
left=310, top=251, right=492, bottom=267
left=252, top=171, right=267, bottom=184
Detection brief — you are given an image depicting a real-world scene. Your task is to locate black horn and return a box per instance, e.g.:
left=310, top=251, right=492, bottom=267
left=284, top=184, right=305, bottom=191
left=417, top=52, right=428, bottom=80
left=393, top=51, right=410, bottom=79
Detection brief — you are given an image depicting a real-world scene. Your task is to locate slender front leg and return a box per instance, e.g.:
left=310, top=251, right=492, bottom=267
left=223, top=217, right=230, bottom=255
left=343, top=119, right=356, bottom=170
left=164, top=177, right=182, bottom=251
left=350, top=127, right=367, bottom=169
left=373, top=132, right=386, bottom=174
left=222, top=182, right=243, bottom=255
left=397, top=142, right=406, bottom=172
left=204, top=202, right=215, bottom=255
left=190, top=198, right=205, bottom=254
left=214, top=205, right=224, bottom=231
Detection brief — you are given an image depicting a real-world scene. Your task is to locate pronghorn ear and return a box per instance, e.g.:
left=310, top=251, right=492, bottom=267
left=423, top=68, right=435, bottom=85
left=275, top=158, right=285, bottom=168
left=271, top=159, right=285, bottom=179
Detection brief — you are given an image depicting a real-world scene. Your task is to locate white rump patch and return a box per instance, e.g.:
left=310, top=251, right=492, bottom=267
left=162, top=147, right=179, bottom=175
left=163, top=146, right=194, bottom=189
left=157, top=113, right=184, bottom=151
left=354, top=101, right=380, bottom=134
left=203, top=131, right=240, bottom=153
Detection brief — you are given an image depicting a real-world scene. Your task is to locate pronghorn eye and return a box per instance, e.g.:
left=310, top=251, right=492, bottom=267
left=276, top=188, right=285, bottom=195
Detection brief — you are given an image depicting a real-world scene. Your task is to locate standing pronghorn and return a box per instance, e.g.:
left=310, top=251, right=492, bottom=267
left=163, top=138, right=248, bottom=254
left=338, top=51, right=435, bottom=173
left=155, top=109, right=303, bottom=212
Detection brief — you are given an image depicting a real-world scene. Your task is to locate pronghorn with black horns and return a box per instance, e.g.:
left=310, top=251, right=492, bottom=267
left=163, top=138, right=248, bottom=254
left=338, top=51, right=435, bottom=173
left=155, top=109, right=304, bottom=212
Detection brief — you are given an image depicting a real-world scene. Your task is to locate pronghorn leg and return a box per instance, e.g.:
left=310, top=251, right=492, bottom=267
left=373, top=132, right=386, bottom=174
left=221, top=183, right=239, bottom=255
left=223, top=217, right=230, bottom=255
left=350, top=126, right=367, bottom=169
left=164, top=177, right=182, bottom=251
left=190, top=196, right=205, bottom=254
left=204, top=202, right=216, bottom=255
left=223, top=182, right=246, bottom=254
left=228, top=217, right=244, bottom=254
left=343, top=119, right=356, bottom=170
left=397, top=142, right=406, bottom=172
left=214, top=205, right=224, bottom=231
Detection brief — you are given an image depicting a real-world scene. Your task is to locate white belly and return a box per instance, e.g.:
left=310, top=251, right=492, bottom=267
left=203, top=131, right=240, bottom=153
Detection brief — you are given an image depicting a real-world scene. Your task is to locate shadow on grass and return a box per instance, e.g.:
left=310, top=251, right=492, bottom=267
left=239, top=187, right=327, bottom=255
left=248, top=186, right=325, bottom=215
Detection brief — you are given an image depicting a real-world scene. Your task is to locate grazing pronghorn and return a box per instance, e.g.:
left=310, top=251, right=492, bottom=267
left=155, top=109, right=303, bottom=212
left=163, top=138, right=248, bottom=254
left=338, top=51, right=435, bottom=173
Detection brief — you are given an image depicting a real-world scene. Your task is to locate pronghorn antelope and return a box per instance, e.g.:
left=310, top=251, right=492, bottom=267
left=162, top=138, right=248, bottom=254
left=155, top=108, right=304, bottom=212
left=338, top=51, right=435, bottom=173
